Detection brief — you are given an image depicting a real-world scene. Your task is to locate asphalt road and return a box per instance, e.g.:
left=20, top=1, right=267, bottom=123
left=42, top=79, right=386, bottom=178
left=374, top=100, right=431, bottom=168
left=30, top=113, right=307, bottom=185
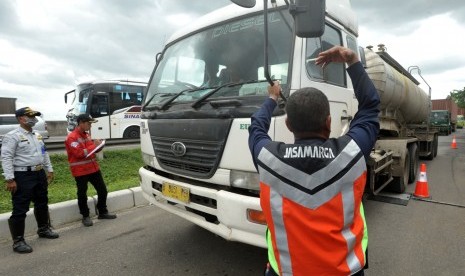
left=364, top=129, right=465, bottom=275
left=0, top=130, right=464, bottom=275
left=0, top=205, right=266, bottom=276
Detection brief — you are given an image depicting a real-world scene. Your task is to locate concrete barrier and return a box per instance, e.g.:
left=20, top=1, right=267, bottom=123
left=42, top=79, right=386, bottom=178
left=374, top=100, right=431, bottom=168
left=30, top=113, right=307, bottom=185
left=0, top=187, right=149, bottom=243
left=46, top=120, right=68, bottom=136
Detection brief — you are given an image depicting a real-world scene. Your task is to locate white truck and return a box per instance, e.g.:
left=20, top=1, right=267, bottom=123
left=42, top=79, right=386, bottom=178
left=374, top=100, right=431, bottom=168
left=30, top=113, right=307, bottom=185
left=139, top=0, right=438, bottom=248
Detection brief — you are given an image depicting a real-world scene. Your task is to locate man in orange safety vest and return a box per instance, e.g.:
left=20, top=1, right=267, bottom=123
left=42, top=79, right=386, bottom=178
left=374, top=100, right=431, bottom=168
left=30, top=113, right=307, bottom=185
left=248, top=46, right=380, bottom=276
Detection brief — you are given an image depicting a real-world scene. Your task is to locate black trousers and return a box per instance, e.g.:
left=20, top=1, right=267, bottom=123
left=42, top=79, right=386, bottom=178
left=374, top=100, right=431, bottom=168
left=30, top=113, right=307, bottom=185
left=10, top=170, right=49, bottom=223
left=75, top=170, right=108, bottom=217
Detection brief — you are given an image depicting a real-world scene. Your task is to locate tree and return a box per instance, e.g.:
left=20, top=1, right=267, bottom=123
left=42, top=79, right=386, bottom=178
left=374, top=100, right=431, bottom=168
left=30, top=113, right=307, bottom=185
left=450, top=87, right=465, bottom=109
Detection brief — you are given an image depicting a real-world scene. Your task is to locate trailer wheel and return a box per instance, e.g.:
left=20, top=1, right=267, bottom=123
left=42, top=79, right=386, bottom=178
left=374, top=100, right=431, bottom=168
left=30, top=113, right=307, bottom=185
left=123, top=126, right=140, bottom=139
left=389, top=150, right=410, bottom=193
left=408, top=143, right=419, bottom=184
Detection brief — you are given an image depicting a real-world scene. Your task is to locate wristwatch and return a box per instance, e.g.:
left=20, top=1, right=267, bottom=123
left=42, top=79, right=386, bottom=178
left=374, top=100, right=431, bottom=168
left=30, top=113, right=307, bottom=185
left=6, top=179, right=15, bottom=183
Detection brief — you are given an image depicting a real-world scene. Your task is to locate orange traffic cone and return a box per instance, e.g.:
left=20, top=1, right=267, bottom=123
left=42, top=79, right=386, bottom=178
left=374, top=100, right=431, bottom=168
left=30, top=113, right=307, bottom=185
left=413, top=163, right=430, bottom=198
left=451, top=135, right=457, bottom=149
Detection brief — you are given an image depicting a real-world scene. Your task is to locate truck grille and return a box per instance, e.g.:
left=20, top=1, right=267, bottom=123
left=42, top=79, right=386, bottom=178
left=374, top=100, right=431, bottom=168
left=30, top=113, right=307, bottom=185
left=153, top=137, right=222, bottom=177
left=149, top=118, right=232, bottom=178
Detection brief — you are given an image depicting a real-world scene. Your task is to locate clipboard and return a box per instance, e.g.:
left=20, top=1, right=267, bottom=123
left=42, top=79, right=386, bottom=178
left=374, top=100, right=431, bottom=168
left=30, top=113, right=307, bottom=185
left=86, top=140, right=105, bottom=158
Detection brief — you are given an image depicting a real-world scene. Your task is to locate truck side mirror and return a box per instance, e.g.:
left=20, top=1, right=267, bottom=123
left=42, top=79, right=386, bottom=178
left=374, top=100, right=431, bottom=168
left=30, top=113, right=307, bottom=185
left=290, top=0, right=325, bottom=38
left=230, top=0, right=256, bottom=8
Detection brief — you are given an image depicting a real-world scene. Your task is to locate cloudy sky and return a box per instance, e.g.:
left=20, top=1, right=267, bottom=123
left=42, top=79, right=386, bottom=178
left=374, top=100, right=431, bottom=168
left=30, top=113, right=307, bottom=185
left=0, top=0, right=464, bottom=120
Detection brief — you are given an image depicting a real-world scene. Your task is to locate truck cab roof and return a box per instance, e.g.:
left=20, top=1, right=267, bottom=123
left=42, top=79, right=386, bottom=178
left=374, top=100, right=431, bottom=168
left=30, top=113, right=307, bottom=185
left=166, top=0, right=358, bottom=46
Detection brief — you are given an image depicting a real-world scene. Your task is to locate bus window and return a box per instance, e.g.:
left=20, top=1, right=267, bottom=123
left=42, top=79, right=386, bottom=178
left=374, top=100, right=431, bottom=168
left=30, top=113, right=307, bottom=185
left=90, top=95, right=109, bottom=118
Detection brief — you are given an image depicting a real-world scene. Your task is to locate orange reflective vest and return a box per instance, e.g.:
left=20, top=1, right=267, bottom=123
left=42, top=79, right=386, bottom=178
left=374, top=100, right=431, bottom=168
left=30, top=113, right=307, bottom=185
left=65, top=129, right=100, bottom=177
left=257, top=136, right=367, bottom=276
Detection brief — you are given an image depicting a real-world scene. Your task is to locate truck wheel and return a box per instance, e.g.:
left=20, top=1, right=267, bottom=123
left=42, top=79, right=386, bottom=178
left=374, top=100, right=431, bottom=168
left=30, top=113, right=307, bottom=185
left=425, top=136, right=436, bottom=160
left=388, top=150, right=410, bottom=193
left=123, top=126, right=140, bottom=139
left=408, top=143, right=419, bottom=184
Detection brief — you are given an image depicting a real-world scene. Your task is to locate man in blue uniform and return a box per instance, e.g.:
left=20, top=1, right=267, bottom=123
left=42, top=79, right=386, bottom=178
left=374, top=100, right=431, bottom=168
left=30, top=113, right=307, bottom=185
left=248, top=46, right=380, bottom=275
left=1, top=107, right=59, bottom=254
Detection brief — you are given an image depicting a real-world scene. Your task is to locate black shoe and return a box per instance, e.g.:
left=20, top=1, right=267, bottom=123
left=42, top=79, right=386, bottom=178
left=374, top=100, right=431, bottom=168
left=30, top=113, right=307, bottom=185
left=98, top=213, right=117, bottom=219
left=37, top=227, right=59, bottom=239
left=82, top=217, right=93, bottom=227
left=13, top=240, right=33, bottom=254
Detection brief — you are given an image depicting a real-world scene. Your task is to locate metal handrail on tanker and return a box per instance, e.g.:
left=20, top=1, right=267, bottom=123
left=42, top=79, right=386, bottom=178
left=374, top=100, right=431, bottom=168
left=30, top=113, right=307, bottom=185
left=408, top=65, right=432, bottom=132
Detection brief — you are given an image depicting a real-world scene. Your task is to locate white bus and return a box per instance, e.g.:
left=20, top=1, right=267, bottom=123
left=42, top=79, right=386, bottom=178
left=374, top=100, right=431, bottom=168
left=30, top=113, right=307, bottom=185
left=65, top=80, right=147, bottom=139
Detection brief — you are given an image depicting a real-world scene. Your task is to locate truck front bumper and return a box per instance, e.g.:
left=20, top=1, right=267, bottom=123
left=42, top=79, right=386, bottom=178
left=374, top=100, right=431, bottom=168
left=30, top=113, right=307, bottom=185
left=139, top=167, right=267, bottom=248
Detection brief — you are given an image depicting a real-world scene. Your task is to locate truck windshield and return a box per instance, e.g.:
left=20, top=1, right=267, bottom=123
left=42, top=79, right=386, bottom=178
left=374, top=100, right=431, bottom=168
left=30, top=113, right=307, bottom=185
left=430, top=111, right=449, bottom=123
left=145, top=8, right=293, bottom=108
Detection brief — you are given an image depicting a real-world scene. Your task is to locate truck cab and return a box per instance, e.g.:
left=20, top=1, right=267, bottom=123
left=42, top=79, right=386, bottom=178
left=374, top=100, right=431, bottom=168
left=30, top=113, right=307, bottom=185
left=430, top=110, right=451, bottom=135
left=139, top=0, right=358, bottom=247
left=139, top=0, right=437, bottom=247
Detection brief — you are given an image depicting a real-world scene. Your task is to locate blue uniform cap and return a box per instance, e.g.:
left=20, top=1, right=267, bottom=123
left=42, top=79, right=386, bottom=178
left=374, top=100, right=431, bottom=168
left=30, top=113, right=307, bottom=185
left=15, top=107, right=41, bottom=117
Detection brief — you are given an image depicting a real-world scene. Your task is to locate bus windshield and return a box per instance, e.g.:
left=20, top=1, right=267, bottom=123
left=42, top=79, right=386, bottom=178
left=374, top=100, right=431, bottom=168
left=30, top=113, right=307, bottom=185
left=145, top=8, right=293, bottom=108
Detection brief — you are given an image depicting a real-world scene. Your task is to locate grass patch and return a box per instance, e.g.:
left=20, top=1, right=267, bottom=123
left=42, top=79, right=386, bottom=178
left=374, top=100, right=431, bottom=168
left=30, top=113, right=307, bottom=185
left=0, top=148, right=143, bottom=214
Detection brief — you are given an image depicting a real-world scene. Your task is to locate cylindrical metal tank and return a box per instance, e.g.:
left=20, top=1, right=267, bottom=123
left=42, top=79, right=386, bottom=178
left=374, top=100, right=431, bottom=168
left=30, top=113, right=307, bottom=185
left=364, top=48, right=429, bottom=124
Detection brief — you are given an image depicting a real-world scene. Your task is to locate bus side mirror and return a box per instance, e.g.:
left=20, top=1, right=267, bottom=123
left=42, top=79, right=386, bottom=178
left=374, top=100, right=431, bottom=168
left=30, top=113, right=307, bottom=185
left=230, top=0, right=256, bottom=8
left=290, top=0, right=325, bottom=38
left=65, top=89, right=75, bottom=104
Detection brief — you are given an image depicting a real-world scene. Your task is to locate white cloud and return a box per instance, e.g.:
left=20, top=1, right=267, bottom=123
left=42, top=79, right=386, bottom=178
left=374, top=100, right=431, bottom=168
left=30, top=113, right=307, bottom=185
left=0, top=0, right=464, bottom=121
left=358, top=12, right=465, bottom=99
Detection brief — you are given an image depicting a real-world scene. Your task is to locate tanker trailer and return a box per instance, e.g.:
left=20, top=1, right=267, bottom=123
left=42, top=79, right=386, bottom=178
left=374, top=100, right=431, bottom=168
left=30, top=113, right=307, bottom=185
left=363, top=45, right=439, bottom=194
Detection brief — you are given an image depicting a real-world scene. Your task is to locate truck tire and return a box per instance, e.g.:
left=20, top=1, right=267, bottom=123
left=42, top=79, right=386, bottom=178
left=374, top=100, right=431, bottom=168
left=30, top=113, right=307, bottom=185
left=388, top=150, right=410, bottom=193
left=425, top=138, right=434, bottom=160
left=408, top=143, right=419, bottom=184
left=123, top=126, right=140, bottom=139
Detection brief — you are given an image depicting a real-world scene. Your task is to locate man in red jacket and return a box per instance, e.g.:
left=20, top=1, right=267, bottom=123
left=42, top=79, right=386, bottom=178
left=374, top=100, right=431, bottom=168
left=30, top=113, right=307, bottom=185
left=65, top=114, right=116, bottom=227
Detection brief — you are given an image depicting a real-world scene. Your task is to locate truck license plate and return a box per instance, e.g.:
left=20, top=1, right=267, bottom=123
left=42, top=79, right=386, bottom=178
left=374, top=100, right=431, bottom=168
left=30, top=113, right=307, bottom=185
left=161, top=182, right=190, bottom=203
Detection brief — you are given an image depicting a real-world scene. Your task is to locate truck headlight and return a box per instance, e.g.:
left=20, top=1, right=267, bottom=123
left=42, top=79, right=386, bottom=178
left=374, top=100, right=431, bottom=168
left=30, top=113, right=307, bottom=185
left=230, top=170, right=260, bottom=190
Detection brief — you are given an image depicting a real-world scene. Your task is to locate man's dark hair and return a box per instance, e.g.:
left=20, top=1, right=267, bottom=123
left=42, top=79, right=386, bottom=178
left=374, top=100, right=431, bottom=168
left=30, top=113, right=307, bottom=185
left=285, top=87, right=330, bottom=133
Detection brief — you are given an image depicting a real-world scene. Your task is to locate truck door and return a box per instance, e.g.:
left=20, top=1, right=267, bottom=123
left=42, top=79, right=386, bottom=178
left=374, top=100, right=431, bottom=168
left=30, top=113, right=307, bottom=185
left=297, top=25, right=353, bottom=137
left=89, top=94, right=111, bottom=139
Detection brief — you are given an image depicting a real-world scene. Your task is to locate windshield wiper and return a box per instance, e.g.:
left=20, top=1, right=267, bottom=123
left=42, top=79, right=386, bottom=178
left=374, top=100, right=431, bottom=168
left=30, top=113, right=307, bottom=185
left=142, top=93, right=159, bottom=111
left=142, top=93, right=178, bottom=111
left=191, top=80, right=268, bottom=109
left=159, top=86, right=217, bottom=111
